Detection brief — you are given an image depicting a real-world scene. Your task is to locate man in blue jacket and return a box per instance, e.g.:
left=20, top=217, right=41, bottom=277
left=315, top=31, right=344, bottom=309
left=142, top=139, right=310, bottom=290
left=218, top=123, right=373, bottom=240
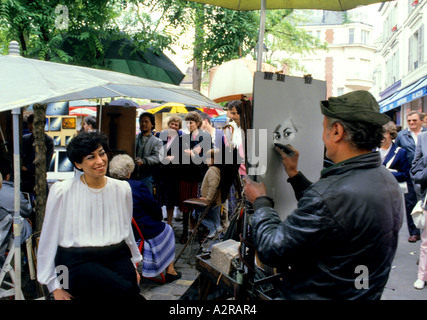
left=396, top=111, right=426, bottom=242
left=245, top=91, right=403, bottom=300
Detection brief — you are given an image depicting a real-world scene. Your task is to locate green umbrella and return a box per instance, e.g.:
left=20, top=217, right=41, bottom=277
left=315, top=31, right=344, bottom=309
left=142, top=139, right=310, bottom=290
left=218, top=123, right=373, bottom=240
left=61, top=36, right=185, bottom=85
left=104, top=39, right=185, bottom=85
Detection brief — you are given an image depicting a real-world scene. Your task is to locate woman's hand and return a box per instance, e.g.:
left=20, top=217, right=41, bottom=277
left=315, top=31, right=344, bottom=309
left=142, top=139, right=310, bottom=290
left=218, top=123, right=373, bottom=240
left=136, top=269, right=141, bottom=285
left=52, top=288, right=73, bottom=300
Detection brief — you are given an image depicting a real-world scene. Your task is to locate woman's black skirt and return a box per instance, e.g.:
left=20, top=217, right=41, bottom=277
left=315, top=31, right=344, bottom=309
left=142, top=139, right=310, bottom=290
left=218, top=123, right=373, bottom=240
left=54, top=241, right=143, bottom=300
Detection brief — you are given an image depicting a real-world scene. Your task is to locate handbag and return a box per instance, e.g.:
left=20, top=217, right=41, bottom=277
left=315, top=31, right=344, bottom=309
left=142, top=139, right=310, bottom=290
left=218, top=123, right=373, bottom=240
left=411, top=196, right=427, bottom=229
left=385, top=147, right=408, bottom=194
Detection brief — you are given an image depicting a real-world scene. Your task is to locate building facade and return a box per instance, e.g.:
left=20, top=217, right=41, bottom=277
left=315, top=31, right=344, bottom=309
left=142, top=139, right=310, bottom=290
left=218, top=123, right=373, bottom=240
left=377, top=0, right=427, bottom=127
left=272, top=7, right=378, bottom=99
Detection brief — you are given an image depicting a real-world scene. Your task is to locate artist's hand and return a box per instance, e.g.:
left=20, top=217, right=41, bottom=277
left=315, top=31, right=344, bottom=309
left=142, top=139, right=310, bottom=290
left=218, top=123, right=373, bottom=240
left=52, top=288, right=73, bottom=300
left=244, top=176, right=267, bottom=204
left=274, top=145, right=299, bottom=178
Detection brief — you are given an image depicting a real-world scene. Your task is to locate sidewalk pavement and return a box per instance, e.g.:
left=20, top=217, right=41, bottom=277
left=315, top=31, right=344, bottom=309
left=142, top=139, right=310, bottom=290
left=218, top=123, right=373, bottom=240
left=381, top=213, right=427, bottom=300
left=140, top=214, right=427, bottom=300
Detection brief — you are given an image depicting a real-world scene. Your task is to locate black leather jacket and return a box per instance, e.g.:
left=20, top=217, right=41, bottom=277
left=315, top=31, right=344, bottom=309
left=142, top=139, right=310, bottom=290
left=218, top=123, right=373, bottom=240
left=251, top=152, right=403, bottom=300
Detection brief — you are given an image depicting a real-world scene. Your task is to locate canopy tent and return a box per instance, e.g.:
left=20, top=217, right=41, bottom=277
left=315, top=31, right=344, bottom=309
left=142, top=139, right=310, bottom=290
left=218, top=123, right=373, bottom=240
left=0, top=49, right=219, bottom=113
left=208, top=58, right=277, bottom=102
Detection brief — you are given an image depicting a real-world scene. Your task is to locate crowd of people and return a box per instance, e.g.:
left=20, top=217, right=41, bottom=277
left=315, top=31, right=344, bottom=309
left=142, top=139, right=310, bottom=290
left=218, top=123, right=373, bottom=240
left=3, top=93, right=427, bottom=300
left=35, top=102, right=245, bottom=300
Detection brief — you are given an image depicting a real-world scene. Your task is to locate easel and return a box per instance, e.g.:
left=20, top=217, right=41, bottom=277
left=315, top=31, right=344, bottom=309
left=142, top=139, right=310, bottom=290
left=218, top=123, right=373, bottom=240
left=0, top=236, right=25, bottom=299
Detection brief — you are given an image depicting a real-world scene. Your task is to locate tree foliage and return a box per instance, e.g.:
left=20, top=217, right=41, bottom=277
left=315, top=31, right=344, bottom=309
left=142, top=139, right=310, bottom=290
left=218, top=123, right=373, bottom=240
left=159, top=0, right=259, bottom=69
left=133, top=2, right=328, bottom=87
left=264, top=9, right=328, bottom=73
left=0, top=0, right=173, bottom=65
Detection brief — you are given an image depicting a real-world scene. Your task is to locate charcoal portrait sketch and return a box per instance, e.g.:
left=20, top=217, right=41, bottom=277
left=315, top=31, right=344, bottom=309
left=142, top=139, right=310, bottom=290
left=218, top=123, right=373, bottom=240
left=250, top=72, right=326, bottom=219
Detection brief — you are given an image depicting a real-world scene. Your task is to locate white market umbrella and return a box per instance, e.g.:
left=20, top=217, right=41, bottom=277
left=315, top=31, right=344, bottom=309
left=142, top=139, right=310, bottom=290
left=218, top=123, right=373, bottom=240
left=0, top=44, right=219, bottom=112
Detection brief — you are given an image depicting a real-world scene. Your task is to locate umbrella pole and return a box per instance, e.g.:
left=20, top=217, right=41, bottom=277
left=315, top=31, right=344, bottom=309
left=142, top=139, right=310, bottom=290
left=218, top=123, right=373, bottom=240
left=12, top=107, right=23, bottom=300
left=99, top=99, right=103, bottom=132
left=256, top=0, right=267, bottom=72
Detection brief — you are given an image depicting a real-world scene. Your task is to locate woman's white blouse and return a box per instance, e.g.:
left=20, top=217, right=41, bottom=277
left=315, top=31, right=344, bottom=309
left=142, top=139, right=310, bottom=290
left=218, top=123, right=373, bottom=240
left=37, top=176, right=142, bottom=292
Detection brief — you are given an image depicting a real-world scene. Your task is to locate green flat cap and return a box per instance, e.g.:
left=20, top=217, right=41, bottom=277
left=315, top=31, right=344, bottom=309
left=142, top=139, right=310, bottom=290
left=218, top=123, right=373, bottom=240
left=320, top=90, right=390, bottom=125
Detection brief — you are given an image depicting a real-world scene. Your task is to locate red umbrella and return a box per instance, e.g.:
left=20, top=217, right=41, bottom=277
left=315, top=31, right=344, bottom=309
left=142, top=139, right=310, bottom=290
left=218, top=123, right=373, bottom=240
left=69, top=106, right=97, bottom=116
left=203, top=106, right=226, bottom=117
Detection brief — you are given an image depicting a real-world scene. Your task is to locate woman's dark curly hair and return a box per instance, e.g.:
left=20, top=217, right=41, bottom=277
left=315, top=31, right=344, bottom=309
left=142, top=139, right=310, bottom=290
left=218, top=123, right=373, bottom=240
left=225, top=100, right=242, bottom=115
left=84, top=116, right=97, bottom=129
left=67, top=132, right=109, bottom=170
left=326, top=117, right=385, bottom=151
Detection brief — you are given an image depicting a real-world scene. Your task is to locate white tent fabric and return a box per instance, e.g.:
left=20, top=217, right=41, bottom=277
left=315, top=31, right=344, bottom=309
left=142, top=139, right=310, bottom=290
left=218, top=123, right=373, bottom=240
left=0, top=54, right=219, bottom=113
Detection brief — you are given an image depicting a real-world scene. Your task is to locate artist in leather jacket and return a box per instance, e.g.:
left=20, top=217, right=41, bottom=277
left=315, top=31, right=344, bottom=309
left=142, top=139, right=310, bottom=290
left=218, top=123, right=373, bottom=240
left=245, top=91, right=403, bottom=300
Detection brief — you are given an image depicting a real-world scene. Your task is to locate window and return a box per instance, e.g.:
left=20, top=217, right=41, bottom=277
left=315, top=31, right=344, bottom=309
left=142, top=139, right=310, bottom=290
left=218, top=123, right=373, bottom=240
left=391, top=51, right=399, bottom=83
left=337, top=88, right=344, bottom=96
left=361, top=30, right=369, bottom=44
left=409, top=0, right=423, bottom=13
left=385, top=51, right=400, bottom=86
left=349, top=28, right=355, bottom=44
left=408, top=25, right=424, bottom=72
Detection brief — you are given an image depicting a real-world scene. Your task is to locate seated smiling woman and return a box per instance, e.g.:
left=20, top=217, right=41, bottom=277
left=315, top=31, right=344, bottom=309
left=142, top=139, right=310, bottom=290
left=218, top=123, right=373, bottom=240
left=37, top=132, right=143, bottom=300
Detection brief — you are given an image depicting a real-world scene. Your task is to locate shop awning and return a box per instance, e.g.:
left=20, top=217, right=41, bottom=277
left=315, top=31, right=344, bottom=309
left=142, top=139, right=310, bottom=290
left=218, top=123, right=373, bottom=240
left=380, top=76, right=427, bottom=113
